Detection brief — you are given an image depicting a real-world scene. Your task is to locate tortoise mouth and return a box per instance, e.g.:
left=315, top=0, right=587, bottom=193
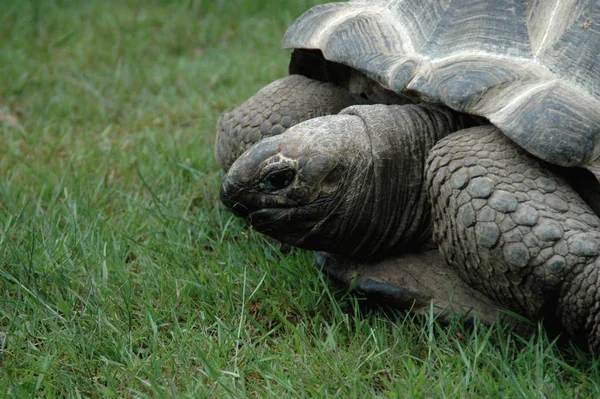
left=246, top=208, right=292, bottom=231
left=246, top=206, right=330, bottom=250
left=221, top=177, right=338, bottom=248
left=220, top=178, right=299, bottom=219
left=222, top=193, right=298, bottom=218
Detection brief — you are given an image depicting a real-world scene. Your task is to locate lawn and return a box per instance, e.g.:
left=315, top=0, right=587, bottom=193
left=1, top=0, right=599, bottom=397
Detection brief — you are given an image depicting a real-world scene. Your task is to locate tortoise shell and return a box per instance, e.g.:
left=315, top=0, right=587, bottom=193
left=283, top=0, right=600, bottom=171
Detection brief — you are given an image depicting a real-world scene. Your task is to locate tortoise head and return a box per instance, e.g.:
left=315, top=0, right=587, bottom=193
left=220, top=114, right=371, bottom=251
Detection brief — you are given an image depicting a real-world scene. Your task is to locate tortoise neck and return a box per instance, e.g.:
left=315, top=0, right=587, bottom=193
left=342, top=104, right=467, bottom=260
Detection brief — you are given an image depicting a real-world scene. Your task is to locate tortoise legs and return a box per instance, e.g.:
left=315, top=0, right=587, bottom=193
left=215, top=75, right=365, bottom=171
left=316, top=249, right=529, bottom=330
left=426, top=125, right=600, bottom=352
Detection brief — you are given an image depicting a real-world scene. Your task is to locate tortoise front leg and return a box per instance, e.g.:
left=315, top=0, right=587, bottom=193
left=426, top=125, right=600, bottom=353
left=317, top=250, right=529, bottom=330
left=215, top=75, right=365, bottom=171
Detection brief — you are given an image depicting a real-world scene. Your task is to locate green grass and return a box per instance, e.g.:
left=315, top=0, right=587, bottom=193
left=0, top=0, right=599, bottom=397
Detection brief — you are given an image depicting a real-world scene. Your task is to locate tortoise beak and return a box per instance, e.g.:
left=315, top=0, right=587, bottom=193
left=220, top=178, right=252, bottom=218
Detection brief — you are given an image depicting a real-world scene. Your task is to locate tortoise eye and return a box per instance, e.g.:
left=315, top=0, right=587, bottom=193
left=260, top=168, right=296, bottom=192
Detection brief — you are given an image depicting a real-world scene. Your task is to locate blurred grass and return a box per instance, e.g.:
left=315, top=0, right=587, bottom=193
left=0, top=0, right=599, bottom=397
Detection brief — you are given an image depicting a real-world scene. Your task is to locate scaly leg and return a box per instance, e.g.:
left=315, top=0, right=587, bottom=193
left=426, top=125, right=600, bottom=352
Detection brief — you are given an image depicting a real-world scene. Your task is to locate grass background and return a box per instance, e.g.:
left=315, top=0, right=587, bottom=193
left=0, top=0, right=599, bottom=397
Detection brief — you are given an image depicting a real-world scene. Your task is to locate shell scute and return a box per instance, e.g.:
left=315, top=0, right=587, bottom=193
left=283, top=0, right=600, bottom=167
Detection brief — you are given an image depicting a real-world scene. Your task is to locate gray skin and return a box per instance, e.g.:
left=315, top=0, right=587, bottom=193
left=316, top=250, right=531, bottom=332
left=218, top=75, right=600, bottom=353
left=221, top=101, right=473, bottom=259
left=216, top=69, right=412, bottom=172
left=216, top=74, right=368, bottom=172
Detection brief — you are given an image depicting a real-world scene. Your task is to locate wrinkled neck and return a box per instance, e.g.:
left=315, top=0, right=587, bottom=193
left=338, top=104, right=468, bottom=260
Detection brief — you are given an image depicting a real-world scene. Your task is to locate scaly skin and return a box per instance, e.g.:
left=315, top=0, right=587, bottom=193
left=215, top=74, right=365, bottom=171
left=426, top=125, right=600, bottom=352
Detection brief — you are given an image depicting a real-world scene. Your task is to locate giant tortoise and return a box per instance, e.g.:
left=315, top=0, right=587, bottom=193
left=216, top=0, right=600, bottom=351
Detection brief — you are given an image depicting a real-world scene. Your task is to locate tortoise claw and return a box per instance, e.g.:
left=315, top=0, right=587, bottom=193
left=317, top=251, right=431, bottom=312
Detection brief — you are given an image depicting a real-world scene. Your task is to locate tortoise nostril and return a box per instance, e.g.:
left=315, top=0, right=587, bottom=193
left=220, top=180, right=234, bottom=200
left=220, top=178, right=242, bottom=205
left=220, top=182, right=252, bottom=218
